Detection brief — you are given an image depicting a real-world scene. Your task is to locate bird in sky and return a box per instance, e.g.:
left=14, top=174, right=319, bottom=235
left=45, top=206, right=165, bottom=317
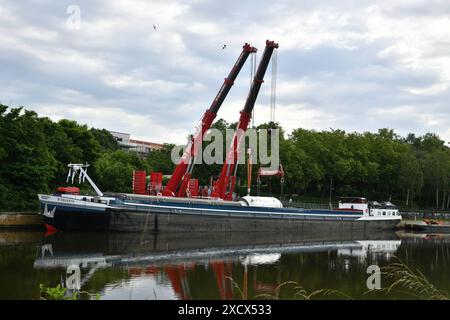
left=153, top=24, right=157, bottom=31
left=222, top=44, right=227, bottom=50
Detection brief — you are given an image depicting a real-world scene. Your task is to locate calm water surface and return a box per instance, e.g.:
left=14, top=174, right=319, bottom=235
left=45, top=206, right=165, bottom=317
left=0, top=230, right=449, bottom=300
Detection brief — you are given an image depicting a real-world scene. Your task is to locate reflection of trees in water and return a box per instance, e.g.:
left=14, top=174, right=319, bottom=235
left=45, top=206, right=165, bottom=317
left=25, top=234, right=450, bottom=300
left=82, top=268, right=131, bottom=294
left=395, top=238, right=450, bottom=291
left=33, top=244, right=400, bottom=299
left=0, top=245, right=57, bottom=299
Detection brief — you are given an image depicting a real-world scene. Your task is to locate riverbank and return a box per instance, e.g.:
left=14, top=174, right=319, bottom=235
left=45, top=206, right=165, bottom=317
left=397, top=219, right=450, bottom=233
left=0, top=212, right=43, bottom=230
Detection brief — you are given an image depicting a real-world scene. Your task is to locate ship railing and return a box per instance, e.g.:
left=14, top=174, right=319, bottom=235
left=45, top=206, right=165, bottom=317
left=282, top=201, right=331, bottom=210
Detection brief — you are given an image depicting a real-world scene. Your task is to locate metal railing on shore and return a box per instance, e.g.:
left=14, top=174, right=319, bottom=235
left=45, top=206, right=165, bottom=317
left=400, top=211, right=450, bottom=220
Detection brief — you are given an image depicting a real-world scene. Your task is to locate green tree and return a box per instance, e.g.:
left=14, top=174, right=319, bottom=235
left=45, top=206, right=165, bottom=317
left=58, top=119, right=101, bottom=166
left=94, top=150, right=147, bottom=193
left=145, top=143, right=176, bottom=175
left=90, top=128, right=119, bottom=152
left=398, top=146, right=423, bottom=206
left=423, top=149, right=450, bottom=208
left=0, top=106, right=57, bottom=210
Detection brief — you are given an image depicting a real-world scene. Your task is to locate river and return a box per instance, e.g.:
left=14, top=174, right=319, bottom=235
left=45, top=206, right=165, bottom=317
left=0, top=230, right=449, bottom=300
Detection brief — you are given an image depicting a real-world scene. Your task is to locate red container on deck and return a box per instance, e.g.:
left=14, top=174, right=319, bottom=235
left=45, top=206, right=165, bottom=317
left=188, top=179, right=199, bottom=197
left=132, top=170, right=147, bottom=194
left=148, top=172, right=163, bottom=195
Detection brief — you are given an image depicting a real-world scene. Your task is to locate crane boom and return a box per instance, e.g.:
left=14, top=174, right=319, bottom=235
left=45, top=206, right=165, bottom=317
left=163, top=43, right=257, bottom=197
left=212, top=40, right=279, bottom=200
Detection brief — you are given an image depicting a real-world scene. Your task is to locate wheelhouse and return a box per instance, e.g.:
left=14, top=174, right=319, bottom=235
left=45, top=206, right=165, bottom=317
left=338, top=197, right=368, bottom=212
left=339, top=197, right=368, bottom=204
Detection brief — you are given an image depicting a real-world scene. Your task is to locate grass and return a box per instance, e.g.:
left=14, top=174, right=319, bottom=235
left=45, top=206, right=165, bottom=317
left=39, top=283, right=100, bottom=300
left=376, top=259, right=449, bottom=300
left=227, top=277, right=353, bottom=300
left=228, top=258, right=449, bottom=300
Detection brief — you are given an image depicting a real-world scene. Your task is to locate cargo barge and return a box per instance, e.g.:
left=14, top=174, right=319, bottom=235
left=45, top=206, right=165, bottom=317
left=38, top=164, right=401, bottom=232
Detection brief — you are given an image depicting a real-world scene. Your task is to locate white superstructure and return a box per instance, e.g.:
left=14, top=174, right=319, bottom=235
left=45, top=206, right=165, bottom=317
left=338, top=197, right=401, bottom=221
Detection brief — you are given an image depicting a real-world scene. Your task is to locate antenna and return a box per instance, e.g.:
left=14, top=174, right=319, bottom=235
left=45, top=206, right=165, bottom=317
left=66, top=163, right=103, bottom=196
left=251, top=51, right=257, bottom=127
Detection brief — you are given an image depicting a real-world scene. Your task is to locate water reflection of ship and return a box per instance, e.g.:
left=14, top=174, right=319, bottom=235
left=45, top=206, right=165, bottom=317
left=127, top=255, right=281, bottom=299
left=337, top=240, right=401, bottom=262
left=33, top=232, right=402, bottom=299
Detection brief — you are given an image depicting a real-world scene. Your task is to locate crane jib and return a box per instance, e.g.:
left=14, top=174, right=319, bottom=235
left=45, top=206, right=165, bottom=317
left=208, top=43, right=257, bottom=114
left=162, top=42, right=257, bottom=197
left=211, top=40, right=279, bottom=200
left=242, top=41, right=278, bottom=115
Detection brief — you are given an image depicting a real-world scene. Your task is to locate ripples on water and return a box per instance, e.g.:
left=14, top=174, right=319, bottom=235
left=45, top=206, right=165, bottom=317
left=0, top=230, right=449, bottom=299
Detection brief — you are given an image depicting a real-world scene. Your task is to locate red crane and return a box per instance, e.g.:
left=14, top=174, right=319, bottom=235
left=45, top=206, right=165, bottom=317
left=212, top=40, right=279, bottom=200
left=162, top=43, right=257, bottom=197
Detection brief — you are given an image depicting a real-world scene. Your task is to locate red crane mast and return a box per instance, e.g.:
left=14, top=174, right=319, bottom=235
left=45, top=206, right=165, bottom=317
left=162, top=43, right=257, bottom=197
left=211, top=40, right=279, bottom=200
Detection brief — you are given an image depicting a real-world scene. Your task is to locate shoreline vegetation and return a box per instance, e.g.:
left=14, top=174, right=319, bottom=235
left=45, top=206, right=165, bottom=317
left=1, top=104, right=450, bottom=212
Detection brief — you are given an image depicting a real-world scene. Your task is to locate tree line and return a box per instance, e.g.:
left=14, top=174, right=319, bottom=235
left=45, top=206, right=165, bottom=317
left=1, top=104, right=449, bottom=211
left=0, top=105, right=174, bottom=210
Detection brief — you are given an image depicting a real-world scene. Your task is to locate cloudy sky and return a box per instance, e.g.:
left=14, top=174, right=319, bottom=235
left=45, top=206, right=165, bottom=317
left=1, top=0, right=450, bottom=144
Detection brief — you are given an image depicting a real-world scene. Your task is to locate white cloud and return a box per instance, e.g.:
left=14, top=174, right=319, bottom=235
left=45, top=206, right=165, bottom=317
left=33, top=104, right=189, bottom=144
left=1, top=0, right=450, bottom=145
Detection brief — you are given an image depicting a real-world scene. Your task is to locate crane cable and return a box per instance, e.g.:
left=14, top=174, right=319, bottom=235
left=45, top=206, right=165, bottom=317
left=270, top=49, right=277, bottom=123
left=251, top=51, right=257, bottom=128
left=271, top=50, right=283, bottom=199
left=247, top=148, right=252, bottom=196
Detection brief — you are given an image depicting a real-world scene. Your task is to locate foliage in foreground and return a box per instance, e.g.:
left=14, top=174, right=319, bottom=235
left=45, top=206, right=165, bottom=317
left=39, top=284, right=100, bottom=300
left=228, top=277, right=353, bottom=300
left=378, top=260, right=449, bottom=300
left=228, top=259, right=449, bottom=300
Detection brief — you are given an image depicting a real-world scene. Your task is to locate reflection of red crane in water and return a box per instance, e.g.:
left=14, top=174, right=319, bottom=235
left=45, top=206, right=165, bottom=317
left=164, top=264, right=195, bottom=300
left=128, top=264, right=194, bottom=299
left=164, top=262, right=234, bottom=300
left=210, top=261, right=234, bottom=300
left=126, top=260, right=278, bottom=299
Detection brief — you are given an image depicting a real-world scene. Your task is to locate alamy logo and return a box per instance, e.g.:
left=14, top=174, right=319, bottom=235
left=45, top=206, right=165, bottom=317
left=66, top=5, right=81, bottom=30
left=171, top=128, right=280, bottom=170
left=66, top=265, right=81, bottom=290
left=366, top=265, right=381, bottom=290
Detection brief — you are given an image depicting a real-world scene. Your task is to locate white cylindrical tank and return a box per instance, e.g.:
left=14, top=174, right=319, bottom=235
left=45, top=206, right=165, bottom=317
left=239, top=196, right=283, bottom=208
